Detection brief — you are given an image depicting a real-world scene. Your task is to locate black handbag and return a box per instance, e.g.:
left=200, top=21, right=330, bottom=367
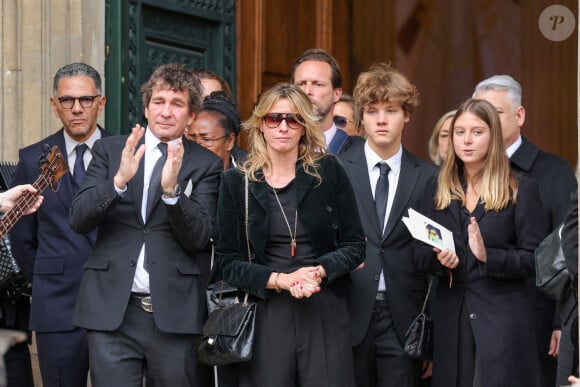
left=198, top=293, right=256, bottom=366
left=404, top=277, right=434, bottom=360
left=205, top=280, right=240, bottom=315
left=535, top=224, right=570, bottom=301
left=198, top=174, right=256, bottom=366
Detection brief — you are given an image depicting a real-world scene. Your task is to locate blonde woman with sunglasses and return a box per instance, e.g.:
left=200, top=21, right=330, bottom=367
left=215, top=82, right=365, bottom=387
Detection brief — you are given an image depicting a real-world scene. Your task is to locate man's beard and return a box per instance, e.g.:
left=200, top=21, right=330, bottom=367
left=312, top=100, right=333, bottom=122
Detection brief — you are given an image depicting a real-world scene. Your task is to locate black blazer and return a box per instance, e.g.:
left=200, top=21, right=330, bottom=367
left=339, top=142, right=438, bottom=345
left=215, top=155, right=366, bottom=300
left=69, top=134, right=222, bottom=334
left=511, top=137, right=577, bottom=229
left=10, top=127, right=111, bottom=332
left=412, top=175, right=548, bottom=387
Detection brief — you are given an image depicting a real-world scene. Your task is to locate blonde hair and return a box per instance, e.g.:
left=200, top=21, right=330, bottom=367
left=239, top=83, right=326, bottom=182
left=435, top=99, right=518, bottom=211
left=428, top=110, right=456, bottom=165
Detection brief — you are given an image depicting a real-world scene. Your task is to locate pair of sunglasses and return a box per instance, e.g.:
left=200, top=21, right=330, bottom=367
left=333, top=115, right=354, bottom=129
left=263, top=113, right=304, bottom=129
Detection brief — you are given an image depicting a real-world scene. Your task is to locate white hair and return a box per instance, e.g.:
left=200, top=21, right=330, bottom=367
left=473, top=74, right=522, bottom=108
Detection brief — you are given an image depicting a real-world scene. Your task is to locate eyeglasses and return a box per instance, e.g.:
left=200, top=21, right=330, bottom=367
left=263, top=113, right=304, bottom=129
left=333, top=115, right=354, bottom=129
left=190, top=134, right=228, bottom=147
left=57, top=95, right=101, bottom=109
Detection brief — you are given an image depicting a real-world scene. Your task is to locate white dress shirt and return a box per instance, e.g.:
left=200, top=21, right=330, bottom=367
left=364, top=142, right=403, bottom=292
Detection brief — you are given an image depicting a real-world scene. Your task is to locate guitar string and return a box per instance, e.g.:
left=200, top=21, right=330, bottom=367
left=0, top=155, right=60, bottom=235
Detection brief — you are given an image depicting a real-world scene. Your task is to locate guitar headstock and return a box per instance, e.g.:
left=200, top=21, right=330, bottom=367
left=38, top=145, right=69, bottom=191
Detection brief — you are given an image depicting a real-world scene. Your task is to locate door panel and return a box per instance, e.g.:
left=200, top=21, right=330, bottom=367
left=105, top=0, right=235, bottom=134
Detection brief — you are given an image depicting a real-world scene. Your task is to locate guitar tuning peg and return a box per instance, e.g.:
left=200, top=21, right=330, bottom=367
left=41, top=144, right=51, bottom=152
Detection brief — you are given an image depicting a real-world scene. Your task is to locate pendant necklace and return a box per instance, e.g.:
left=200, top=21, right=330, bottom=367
left=272, top=186, right=298, bottom=257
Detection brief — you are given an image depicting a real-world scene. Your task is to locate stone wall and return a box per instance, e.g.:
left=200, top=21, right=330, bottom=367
left=0, top=0, right=105, bottom=162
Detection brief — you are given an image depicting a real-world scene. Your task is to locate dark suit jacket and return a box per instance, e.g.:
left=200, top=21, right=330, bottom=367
left=511, top=137, right=577, bottom=379
left=10, top=127, right=110, bottom=332
left=412, top=175, right=548, bottom=387
left=328, top=129, right=365, bottom=155
left=561, top=190, right=578, bottom=328
left=215, top=155, right=365, bottom=300
left=69, top=134, right=222, bottom=334
left=511, top=137, right=577, bottom=229
left=339, top=142, right=438, bottom=345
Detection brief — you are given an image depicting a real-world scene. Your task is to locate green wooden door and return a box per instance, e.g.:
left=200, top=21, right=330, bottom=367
left=105, top=0, right=236, bottom=134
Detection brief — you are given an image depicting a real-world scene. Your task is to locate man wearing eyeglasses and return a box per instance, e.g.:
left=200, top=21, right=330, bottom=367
left=291, top=48, right=363, bottom=155
left=10, top=62, right=110, bottom=387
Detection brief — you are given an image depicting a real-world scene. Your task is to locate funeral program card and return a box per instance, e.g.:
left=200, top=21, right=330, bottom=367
left=402, top=208, right=455, bottom=253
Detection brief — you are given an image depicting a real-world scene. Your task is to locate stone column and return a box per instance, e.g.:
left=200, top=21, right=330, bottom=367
left=0, top=0, right=105, bottom=162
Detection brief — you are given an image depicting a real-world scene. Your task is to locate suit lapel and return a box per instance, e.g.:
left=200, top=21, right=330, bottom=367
left=344, top=150, right=383, bottom=240
left=248, top=176, right=269, bottom=256
left=131, top=137, right=146, bottom=225
left=382, top=151, right=419, bottom=241
left=295, top=162, right=315, bottom=208
left=328, top=128, right=349, bottom=155
left=48, top=132, right=77, bottom=210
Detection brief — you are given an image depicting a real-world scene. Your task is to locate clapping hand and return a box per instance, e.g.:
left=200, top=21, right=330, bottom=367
left=114, top=125, right=146, bottom=190
left=468, top=217, right=487, bottom=262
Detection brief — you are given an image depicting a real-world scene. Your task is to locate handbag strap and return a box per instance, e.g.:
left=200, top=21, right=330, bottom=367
left=244, top=173, right=252, bottom=262
left=420, top=277, right=435, bottom=313
left=242, top=174, right=251, bottom=306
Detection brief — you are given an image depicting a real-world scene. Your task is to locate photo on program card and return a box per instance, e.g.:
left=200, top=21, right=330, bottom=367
left=402, top=208, right=456, bottom=253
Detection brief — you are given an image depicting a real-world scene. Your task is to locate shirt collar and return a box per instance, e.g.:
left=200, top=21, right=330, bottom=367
left=63, top=127, right=102, bottom=158
left=323, top=124, right=338, bottom=146
left=506, top=135, right=522, bottom=158
left=145, top=128, right=180, bottom=152
left=364, top=141, right=403, bottom=175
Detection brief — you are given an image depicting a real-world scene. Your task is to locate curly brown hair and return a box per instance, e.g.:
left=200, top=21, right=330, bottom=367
left=353, top=63, right=419, bottom=127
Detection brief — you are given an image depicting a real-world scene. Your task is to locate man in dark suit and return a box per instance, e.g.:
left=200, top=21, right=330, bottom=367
left=69, top=63, right=222, bottom=387
left=340, top=63, right=438, bottom=387
left=473, top=75, right=577, bottom=387
left=10, top=62, right=108, bottom=387
left=291, top=48, right=364, bottom=155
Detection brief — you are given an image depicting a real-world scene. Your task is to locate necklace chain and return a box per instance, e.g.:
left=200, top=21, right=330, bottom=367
left=272, top=186, right=298, bottom=257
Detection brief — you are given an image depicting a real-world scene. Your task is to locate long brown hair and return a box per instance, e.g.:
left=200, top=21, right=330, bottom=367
left=435, top=98, right=518, bottom=211
left=239, top=83, right=326, bottom=182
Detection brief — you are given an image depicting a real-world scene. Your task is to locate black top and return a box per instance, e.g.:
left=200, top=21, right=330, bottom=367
left=266, top=179, right=316, bottom=273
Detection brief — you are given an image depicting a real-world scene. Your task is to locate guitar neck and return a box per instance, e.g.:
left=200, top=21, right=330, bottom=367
left=0, top=175, right=49, bottom=239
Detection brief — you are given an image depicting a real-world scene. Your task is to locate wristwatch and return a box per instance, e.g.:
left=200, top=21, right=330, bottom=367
left=162, top=183, right=181, bottom=199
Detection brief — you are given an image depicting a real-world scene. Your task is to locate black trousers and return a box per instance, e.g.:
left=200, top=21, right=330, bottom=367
left=87, top=302, right=206, bottom=387
left=352, top=299, right=421, bottom=387
left=239, top=291, right=354, bottom=387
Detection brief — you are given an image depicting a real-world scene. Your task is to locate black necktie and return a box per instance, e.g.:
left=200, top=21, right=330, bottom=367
left=73, top=143, right=88, bottom=188
left=146, top=142, right=168, bottom=217
left=375, top=162, right=390, bottom=234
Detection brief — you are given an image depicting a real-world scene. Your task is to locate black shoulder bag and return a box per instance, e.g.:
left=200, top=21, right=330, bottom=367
left=198, top=174, right=257, bottom=366
left=535, top=224, right=570, bottom=301
left=404, top=277, right=434, bottom=360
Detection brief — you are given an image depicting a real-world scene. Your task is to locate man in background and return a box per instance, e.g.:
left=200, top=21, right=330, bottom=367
left=291, top=48, right=363, bottom=154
